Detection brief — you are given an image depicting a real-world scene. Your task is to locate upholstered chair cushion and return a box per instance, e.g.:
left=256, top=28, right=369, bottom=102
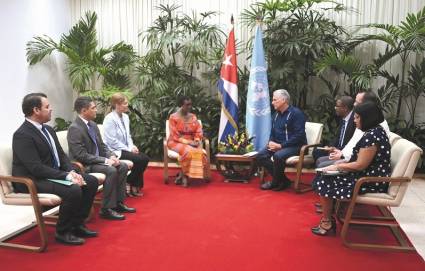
left=356, top=138, right=422, bottom=206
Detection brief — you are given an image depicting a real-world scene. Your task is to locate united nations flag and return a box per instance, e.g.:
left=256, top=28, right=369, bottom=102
left=246, top=24, right=271, bottom=151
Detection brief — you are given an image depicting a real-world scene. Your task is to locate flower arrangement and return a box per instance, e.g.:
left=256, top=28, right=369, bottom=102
left=218, top=130, right=255, bottom=154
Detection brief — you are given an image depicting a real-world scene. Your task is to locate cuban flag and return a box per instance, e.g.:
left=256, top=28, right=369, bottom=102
left=246, top=24, right=271, bottom=151
left=218, top=17, right=238, bottom=143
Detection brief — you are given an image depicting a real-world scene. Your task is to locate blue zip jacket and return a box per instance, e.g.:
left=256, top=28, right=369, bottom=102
left=270, top=105, right=307, bottom=147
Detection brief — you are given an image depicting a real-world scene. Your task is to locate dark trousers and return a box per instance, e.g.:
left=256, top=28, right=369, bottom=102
left=312, top=147, right=329, bottom=162
left=120, top=150, right=150, bottom=188
left=88, top=163, right=128, bottom=209
left=256, top=146, right=301, bottom=185
left=33, top=174, right=98, bottom=234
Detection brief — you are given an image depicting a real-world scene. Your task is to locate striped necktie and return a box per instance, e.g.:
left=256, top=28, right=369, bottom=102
left=87, top=122, right=100, bottom=156
left=41, top=125, right=59, bottom=169
left=338, top=119, right=346, bottom=148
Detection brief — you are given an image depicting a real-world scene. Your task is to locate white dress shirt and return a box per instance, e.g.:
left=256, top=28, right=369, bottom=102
left=341, top=120, right=390, bottom=161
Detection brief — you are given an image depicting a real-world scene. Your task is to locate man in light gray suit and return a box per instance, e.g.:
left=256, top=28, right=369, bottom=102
left=67, top=96, right=136, bottom=220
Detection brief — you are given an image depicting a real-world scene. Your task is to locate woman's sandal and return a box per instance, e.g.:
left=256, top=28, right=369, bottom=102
left=181, top=176, right=188, bottom=187
left=130, top=186, right=143, bottom=197
left=311, top=217, right=336, bottom=236
left=175, top=172, right=183, bottom=185
left=126, top=185, right=133, bottom=197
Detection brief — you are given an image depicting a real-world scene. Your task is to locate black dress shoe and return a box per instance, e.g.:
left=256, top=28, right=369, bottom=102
left=272, top=181, right=291, bottom=191
left=73, top=225, right=98, bottom=238
left=55, top=232, right=85, bottom=245
left=113, top=202, right=136, bottom=213
left=260, top=181, right=277, bottom=190
left=99, top=208, right=126, bottom=220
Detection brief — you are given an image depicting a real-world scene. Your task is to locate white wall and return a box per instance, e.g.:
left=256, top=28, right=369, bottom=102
left=0, top=0, right=73, bottom=144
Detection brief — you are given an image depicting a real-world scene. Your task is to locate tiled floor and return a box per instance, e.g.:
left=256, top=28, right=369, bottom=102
left=391, top=177, right=425, bottom=259
left=1, top=176, right=425, bottom=260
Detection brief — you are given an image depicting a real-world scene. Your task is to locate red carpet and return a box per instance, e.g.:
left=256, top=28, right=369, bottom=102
left=0, top=168, right=424, bottom=271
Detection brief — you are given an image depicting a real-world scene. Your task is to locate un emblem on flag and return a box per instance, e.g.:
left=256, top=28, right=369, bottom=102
left=247, top=69, right=271, bottom=117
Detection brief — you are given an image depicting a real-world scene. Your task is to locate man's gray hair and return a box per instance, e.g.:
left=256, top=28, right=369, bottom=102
left=273, top=89, right=290, bottom=103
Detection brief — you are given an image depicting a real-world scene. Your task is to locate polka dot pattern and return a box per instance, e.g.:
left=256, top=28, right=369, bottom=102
left=312, top=126, right=391, bottom=199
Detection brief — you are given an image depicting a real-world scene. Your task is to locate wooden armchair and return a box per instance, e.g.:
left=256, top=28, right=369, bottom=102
left=336, top=138, right=423, bottom=252
left=260, top=121, right=324, bottom=193
left=0, top=144, right=61, bottom=252
left=163, top=120, right=211, bottom=186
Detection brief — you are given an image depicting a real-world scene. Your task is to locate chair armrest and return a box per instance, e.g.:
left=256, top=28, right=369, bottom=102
left=350, top=176, right=410, bottom=202
left=0, top=175, right=38, bottom=194
left=163, top=138, right=168, bottom=160
left=299, top=143, right=321, bottom=156
left=298, top=143, right=322, bottom=162
left=203, top=138, right=211, bottom=163
left=72, top=161, right=85, bottom=173
left=0, top=175, right=43, bottom=209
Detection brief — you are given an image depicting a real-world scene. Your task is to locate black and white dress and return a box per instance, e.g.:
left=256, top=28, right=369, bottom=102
left=312, top=126, right=391, bottom=199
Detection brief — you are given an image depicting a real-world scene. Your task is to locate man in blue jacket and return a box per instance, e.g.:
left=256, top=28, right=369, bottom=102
left=257, top=89, right=307, bottom=191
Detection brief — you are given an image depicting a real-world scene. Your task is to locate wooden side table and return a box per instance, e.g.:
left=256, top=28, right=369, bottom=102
left=215, top=153, right=256, bottom=183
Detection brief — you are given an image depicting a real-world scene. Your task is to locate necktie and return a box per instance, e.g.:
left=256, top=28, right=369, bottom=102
left=41, top=125, right=59, bottom=169
left=338, top=119, right=346, bottom=148
left=87, top=122, right=100, bottom=156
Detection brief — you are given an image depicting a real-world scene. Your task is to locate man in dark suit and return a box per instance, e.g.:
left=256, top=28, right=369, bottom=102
left=313, top=96, right=355, bottom=168
left=12, top=93, right=99, bottom=245
left=67, top=96, right=135, bottom=221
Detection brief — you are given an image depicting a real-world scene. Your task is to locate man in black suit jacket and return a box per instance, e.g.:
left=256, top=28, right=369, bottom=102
left=313, top=96, right=355, bottom=167
left=67, top=96, right=135, bottom=221
left=12, top=93, right=99, bottom=245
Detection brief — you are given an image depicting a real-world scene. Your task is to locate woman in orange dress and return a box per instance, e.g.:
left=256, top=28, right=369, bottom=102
left=167, top=96, right=207, bottom=186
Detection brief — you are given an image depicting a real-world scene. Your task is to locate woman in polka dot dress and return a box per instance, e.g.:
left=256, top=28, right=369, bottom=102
left=311, top=102, right=391, bottom=236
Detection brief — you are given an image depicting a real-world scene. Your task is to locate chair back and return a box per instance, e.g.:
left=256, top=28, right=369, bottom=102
left=165, top=120, right=171, bottom=141
left=388, top=132, right=401, bottom=146
left=0, top=144, right=15, bottom=200
left=56, top=130, right=69, bottom=155
left=305, top=122, right=323, bottom=145
left=388, top=138, right=423, bottom=201
left=97, top=124, right=104, bottom=138
left=57, top=124, right=103, bottom=156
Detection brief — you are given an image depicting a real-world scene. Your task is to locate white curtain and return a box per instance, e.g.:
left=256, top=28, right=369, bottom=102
left=71, top=0, right=260, bottom=55
left=70, top=0, right=425, bottom=52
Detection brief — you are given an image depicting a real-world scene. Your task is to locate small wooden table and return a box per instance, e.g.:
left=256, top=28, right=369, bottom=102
left=215, top=153, right=256, bottom=183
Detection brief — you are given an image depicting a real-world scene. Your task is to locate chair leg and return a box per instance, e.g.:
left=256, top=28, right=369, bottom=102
left=164, top=157, right=169, bottom=184
left=204, top=161, right=211, bottom=183
left=293, top=161, right=313, bottom=194
left=0, top=203, right=48, bottom=252
left=340, top=201, right=415, bottom=252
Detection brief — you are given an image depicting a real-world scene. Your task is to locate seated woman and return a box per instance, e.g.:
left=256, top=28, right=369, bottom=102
left=311, top=102, right=391, bottom=236
left=103, top=93, right=150, bottom=196
left=167, top=96, right=207, bottom=186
